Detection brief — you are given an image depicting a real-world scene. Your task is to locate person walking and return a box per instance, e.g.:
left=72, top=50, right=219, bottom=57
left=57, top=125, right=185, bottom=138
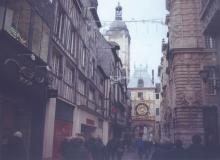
left=186, top=135, right=205, bottom=160
left=60, top=136, right=91, bottom=160
left=135, top=135, right=145, bottom=159
left=116, top=139, right=124, bottom=160
left=106, top=138, right=117, bottom=160
left=7, top=131, right=27, bottom=160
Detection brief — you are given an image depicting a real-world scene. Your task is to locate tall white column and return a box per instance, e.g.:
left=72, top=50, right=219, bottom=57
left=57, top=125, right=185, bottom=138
left=103, top=121, right=109, bottom=145
left=42, top=98, right=56, bottom=160
left=72, top=107, right=81, bottom=136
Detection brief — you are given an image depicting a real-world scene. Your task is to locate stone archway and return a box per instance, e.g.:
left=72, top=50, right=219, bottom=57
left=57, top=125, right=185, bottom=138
left=131, top=121, right=155, bottom=141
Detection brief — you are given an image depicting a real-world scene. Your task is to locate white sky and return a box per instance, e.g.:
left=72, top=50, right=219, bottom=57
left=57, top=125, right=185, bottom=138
left=97, top=0, right=168, bottom=80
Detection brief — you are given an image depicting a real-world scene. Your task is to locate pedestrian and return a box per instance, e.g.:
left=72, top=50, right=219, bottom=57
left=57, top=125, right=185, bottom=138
left=116, top=139, right=124, bottom=160
left=135, top=135, right=145, bottom=159
left=106, top=138, right=117, bottom=160
left=60, top=136, right=91, bottom=160
left=1, top=128, right=13, bottom=160
left=85, top=136, right=97, bottom=160
left=186, top=134, right=205, bottom=160
left=94, top=137, right=105, bottom=160
left=7, top=131, right=27, bottom=160
left=169, top=139, right=185, bottom=160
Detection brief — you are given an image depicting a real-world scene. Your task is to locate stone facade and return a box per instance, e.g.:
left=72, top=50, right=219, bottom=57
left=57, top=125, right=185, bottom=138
left=164, top=0, right=220, bottom=146
left=200, top=0, right=220, bottom=146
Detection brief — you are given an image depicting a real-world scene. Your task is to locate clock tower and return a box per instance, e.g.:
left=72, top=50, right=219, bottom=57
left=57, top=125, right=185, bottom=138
left=128, top=65, right=161, bottom=141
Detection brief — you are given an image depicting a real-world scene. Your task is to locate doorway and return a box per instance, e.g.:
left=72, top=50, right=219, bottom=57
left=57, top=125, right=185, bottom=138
left=203, top=107, right=219, bottom=145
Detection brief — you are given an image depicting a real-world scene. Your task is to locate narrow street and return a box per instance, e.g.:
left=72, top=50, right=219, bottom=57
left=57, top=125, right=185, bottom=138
left=1, top=0, right=220, bottom=160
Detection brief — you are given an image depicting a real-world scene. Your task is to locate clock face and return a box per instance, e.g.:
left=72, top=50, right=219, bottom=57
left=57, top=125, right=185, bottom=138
left=136, top=104, right=148, bottom=116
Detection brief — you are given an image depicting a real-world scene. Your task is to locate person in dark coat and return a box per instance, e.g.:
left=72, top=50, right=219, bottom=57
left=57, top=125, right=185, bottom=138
left=135, top=136, right=145, bottom=159
left=186, top=135, right=205, bottom=160
left=7, top=131, right=27, bottom=160
left=60, top=136, right=90, bottom=160
left=92, top=137, right=105, bottom=160
left=116, top=139, right=124, bottom=160
left=106, top=138, right=117, bottom=160
left=169, top=139, right=186, bottom=160
left=85, top=136, right=97, bottom=160
left=1, top=128, right=13, bottom=160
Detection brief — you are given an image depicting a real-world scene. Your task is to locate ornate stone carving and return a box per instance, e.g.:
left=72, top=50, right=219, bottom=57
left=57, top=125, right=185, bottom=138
left=179, top=85, right=201, bottom=106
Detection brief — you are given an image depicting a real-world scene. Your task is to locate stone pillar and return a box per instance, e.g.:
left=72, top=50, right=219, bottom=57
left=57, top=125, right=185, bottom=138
left=42, top=98, right=56, bottom=160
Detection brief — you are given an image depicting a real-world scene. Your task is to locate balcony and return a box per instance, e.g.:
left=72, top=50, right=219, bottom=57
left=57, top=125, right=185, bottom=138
left=200, top=0, right=220, bottom=35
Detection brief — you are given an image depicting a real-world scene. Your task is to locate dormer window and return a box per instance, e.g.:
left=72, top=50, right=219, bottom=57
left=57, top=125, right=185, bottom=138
left=138, top=79, right=144, bottom=88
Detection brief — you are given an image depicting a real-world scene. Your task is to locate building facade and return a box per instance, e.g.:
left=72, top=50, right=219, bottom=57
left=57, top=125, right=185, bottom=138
left=162, top=0, right=220, bottom=146
left=128, top=66, right=160, bottom=142
left=0, top=0, right=54, bottom=160
left=104, top=3, right=131, bottom=79
left=200, top=0, right=220, bottom=146
left=0, top=0, right=130, bottom=160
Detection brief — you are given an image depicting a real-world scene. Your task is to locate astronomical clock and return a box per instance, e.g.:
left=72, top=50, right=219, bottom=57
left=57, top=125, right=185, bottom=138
left=136, top=103, right=149, bottom=116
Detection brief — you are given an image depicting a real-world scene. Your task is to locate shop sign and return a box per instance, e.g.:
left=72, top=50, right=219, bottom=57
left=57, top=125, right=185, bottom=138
left=86, top=118, right=95, bottom=126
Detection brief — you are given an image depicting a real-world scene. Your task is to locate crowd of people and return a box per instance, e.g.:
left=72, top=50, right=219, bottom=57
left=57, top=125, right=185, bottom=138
left=1, top=130, right=220, bottom=160
left=151, top=135, right=220, bottom=160
left=59, top=135, right=129, bottom=160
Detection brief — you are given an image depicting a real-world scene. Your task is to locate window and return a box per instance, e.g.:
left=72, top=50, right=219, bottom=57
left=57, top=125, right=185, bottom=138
left=52, top=48, right=62, bottom=76
left=55, top=100, right=73, bottom=122
left=208, top=69, right=217, bottom=95
left=64, top=65, right=74, bottom=86
left=54, top=4, right=65, bottom=39
left=88, top=87, right=95, bottom=101
left=70, top=30, right=75, bottom=56
left=156, top=108, right=160, bottom=116
left=82, top=47, right=86, bottom=67
left=91, top=58, right=95, bottom=77
left=156, top=93, right=160, bottom=99
left=98, top=119, right=103, bottom=129
left=138, top=92, right=143, bottom=99
left=205, top=36, right=216, bottom=49
left=98, top=95, right=103, bottom=107
left=78, top=77, right=86, bottom=95
left=138, top=79, right=144, bottom=88
left=100, top=77, right=104, bottom=87
left=74, top=34, right=78, bottom=58
left=78, top=39, right=86, bottom=67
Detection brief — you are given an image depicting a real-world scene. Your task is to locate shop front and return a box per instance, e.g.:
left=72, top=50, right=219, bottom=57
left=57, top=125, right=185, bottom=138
left=78, top=110, right=104, bottom=139
left=0, top=26, right=51, bottom=160
left=52, top=99, right=74, bottom=160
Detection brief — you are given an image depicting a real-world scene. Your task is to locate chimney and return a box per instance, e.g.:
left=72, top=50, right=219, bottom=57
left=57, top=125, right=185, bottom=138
left=152, top=69, right=154, bottom=85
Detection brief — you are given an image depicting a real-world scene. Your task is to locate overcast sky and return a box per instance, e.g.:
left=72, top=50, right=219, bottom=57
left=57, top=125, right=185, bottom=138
left=97, top=0, right=168, bottom=80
